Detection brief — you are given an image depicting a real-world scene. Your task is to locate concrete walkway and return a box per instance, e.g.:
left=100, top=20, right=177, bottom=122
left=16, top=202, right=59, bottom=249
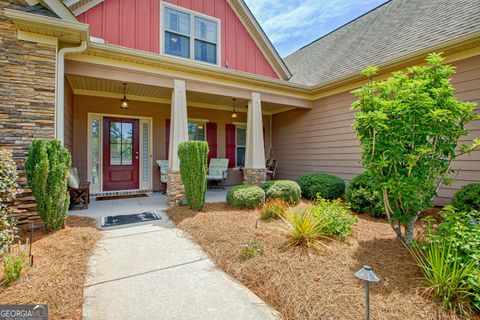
left=77, top=193, right=278, bottom=320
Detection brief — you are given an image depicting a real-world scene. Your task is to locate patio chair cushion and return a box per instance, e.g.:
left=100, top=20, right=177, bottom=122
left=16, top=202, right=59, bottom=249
left=206, top=158, right=228, bottom=181
left=67, top=167, right=80, bottom=189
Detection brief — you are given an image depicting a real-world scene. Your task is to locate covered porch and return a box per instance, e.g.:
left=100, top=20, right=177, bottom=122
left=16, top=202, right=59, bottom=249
left=62, top=59, right=310, bottom=205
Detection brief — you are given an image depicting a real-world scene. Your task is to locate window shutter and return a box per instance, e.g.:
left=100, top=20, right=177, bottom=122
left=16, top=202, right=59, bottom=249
left=206, top=122, right=217, bottom=163
left=225, top=124, right=236, bottom=168
left=166, top=119, right=170, bottom=159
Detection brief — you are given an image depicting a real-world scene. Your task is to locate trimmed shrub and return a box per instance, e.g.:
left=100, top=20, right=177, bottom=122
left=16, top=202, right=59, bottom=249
left=313, top=198, right=358, bottom=239
left=262, top=180, right=301, bottom=205
left=259, top=199, right=288, bottom=220
left=0, top=151, right=18, bottom=255
left=227, top=185, right=265, bottom=209
left=25, top=140, right=71, bottom=231
left=452, top=183, right=480, bottom=212
left=296, top=172, right=345, bottom=199
left=178, top=141, right=209, bottom=211
left=345, top=172, right=384, bottom=217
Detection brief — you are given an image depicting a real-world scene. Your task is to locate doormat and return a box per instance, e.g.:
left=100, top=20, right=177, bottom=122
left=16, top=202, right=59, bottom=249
left=96, top=193, right=148, bottom=201
left=101, top=211, right=161, bottom=228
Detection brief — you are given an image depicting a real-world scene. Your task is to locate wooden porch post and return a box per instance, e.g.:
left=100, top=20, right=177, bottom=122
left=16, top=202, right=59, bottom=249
left=167, top=79, right=188, bottom=206
left=244, top=92, right=266, bottom=186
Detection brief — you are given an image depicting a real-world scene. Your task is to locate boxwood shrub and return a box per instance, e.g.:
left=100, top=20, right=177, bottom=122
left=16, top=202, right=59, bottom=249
left=452, top=183, right=480, bottom=212
left=227, top=185, right=265, bottom=209
left=262, top=180, right=301, bottom=205
left=345, top=172, right=384, bottom=217
left=296, top=172, right=345, bottom=199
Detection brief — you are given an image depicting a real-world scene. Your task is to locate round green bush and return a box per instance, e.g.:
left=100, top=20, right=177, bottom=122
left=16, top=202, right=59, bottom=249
left=296, top=172, right=345, bottom=200
left=227, top=185, right=265, bottom=209
left=345, top=172, right=384, bottom=217
left=452, top=183, right=480, bottom=212
left=262, top=180, right=301, bottom=205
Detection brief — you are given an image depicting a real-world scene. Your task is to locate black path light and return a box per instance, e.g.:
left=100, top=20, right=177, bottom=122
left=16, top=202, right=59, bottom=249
left=355, top=265, right=380, bottom=320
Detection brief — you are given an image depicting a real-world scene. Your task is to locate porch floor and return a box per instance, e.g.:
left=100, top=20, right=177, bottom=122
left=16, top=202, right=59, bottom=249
left=73, top=189, right=278, bottom=320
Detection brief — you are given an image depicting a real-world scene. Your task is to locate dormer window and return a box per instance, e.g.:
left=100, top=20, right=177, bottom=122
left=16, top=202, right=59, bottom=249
left=162, top=4, right=220, bottom=65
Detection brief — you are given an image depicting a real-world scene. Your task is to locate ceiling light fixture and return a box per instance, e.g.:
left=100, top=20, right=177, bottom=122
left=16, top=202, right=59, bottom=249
left=231, top=98, right=238, bottom=119
left=120, top=83, right=129, bottom=109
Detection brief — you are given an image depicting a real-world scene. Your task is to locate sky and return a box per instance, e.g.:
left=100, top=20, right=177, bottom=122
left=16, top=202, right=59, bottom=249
left=244, top=0, right=390, bottom=58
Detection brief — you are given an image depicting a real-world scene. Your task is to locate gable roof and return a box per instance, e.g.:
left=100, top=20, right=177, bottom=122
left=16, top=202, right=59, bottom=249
left=285, top=0, right=480, bottom=86
left=60, top=0, right=292, bottom=80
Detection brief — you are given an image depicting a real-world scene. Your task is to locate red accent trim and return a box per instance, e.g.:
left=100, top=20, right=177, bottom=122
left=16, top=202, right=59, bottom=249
left=225, top=124, right=236, bottom=168
left=206, top=122, right=217, bottom=163
left=103, top=117, right=140, bottom=191
left=166, top=119, right=170, bottom=159
left=77, top=0, right=278, bottom=78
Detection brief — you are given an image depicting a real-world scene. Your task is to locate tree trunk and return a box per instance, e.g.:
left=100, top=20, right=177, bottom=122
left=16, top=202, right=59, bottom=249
left=404, top=217, right=417, bottom=245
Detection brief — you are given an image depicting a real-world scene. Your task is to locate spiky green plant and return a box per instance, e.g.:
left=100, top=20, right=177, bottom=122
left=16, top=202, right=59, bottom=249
left=25, top=140, right=71, bottom=231
left=178, top=141, right=208, bottom=211
left=408, top=241, right=478, bottom=314
left=280, top=206, right=330, bottom=250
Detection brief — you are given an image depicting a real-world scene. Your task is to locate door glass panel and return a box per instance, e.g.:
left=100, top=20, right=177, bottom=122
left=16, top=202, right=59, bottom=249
left=121, top=122, right=133, bottom=165
left=91, top=119, right=99, bottom=184
left=110, top=121, right=133, bottom=166
left=142, top=123, right=149, bottom=182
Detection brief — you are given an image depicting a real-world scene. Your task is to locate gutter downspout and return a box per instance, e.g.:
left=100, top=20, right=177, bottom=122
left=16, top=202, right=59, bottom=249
left=56, top=41, right=87, bottom=144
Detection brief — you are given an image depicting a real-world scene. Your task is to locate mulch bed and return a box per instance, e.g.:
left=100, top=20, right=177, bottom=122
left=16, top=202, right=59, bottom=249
left=167, top=203, right=478, bottom=320
left=0, top=216, right=101, bottom=320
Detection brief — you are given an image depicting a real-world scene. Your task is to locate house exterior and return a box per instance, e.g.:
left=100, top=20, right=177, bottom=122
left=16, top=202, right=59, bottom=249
left=1, top=0, right=479, bottom=223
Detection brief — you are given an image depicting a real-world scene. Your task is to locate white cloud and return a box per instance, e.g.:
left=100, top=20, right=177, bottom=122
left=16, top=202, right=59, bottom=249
left=245, top=0, right=384, bottom=53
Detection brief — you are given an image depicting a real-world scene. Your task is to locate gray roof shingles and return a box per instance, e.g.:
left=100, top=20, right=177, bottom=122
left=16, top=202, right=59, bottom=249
left=17, top=4, right=60, bottom=19
left=284, top=0, right=480, bottom=86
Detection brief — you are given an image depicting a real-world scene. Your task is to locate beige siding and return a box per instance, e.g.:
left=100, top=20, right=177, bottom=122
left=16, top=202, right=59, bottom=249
left=64, top=80, right=74, bottom=153
left=73, top=95, right=270, bottom=191
left=273, top=55, right=480, bottom=205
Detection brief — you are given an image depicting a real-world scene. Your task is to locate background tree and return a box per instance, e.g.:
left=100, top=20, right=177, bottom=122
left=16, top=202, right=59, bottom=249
left=25, top=140, right=71, bottom=231
left=352, top=53, right=479, bottom=244
left=178, top=141, right=208, bottom=211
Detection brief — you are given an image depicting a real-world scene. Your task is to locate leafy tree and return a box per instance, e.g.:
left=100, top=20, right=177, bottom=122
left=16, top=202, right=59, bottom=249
left=25, top=140, right=71, bottom=231
left=351, top=53, right=479, bottom=244
left=178, top=141, right=208, bottom=211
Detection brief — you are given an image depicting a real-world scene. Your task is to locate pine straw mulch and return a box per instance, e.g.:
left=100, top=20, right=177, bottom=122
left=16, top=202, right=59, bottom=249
left=0, top=216, right=101, bottom=320
left=167, top=202, right=479, bottom=320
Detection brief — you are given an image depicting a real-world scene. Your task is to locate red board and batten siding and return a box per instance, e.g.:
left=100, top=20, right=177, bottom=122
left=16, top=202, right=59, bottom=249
left=78, top=0, right=278, bottom=78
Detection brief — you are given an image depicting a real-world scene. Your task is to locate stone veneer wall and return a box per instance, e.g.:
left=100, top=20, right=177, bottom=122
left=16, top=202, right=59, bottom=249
left=243, top=168, right=267, bottom=186
left=0, top=0, right=57, bottom=226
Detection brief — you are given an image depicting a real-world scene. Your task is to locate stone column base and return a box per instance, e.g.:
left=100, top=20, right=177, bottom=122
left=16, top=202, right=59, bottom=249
left=167, top=171, right=185, bottom=207
left=243, top=168, right=267, bottom=186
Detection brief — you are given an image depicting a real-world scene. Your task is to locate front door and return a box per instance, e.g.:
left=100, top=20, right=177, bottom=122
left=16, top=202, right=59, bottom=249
left=103, top=117, right=140, bottom=191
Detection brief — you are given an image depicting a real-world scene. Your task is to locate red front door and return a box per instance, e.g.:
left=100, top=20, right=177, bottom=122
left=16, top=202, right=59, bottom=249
left=103, top=117, right=140, bottom=191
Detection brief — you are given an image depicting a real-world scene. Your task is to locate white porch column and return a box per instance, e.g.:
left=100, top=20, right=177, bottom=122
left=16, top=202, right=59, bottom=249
left=168, top=79, right=188, bottom=171
left=167, top=79, right=188, bottom=206
left=244, top=92, right=266, bottom=186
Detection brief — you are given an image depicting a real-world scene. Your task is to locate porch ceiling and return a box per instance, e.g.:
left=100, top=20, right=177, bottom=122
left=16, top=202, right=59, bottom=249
left=66, top=75, right=296, bottom=115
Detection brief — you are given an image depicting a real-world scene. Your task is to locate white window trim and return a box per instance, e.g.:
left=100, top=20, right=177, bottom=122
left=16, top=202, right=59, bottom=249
left=87, top=113, right=153, bottom=193
left=160, top=1, right=221, bottom=67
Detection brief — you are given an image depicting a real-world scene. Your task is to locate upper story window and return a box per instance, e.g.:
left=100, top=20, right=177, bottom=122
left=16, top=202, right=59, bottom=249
left=163, top=5, right=219, bottom=65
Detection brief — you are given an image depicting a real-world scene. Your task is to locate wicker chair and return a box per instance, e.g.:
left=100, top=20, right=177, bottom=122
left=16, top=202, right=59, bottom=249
left=156, top=160, right=169, bottom=195
left=206, top=158, right=229, bottom=190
